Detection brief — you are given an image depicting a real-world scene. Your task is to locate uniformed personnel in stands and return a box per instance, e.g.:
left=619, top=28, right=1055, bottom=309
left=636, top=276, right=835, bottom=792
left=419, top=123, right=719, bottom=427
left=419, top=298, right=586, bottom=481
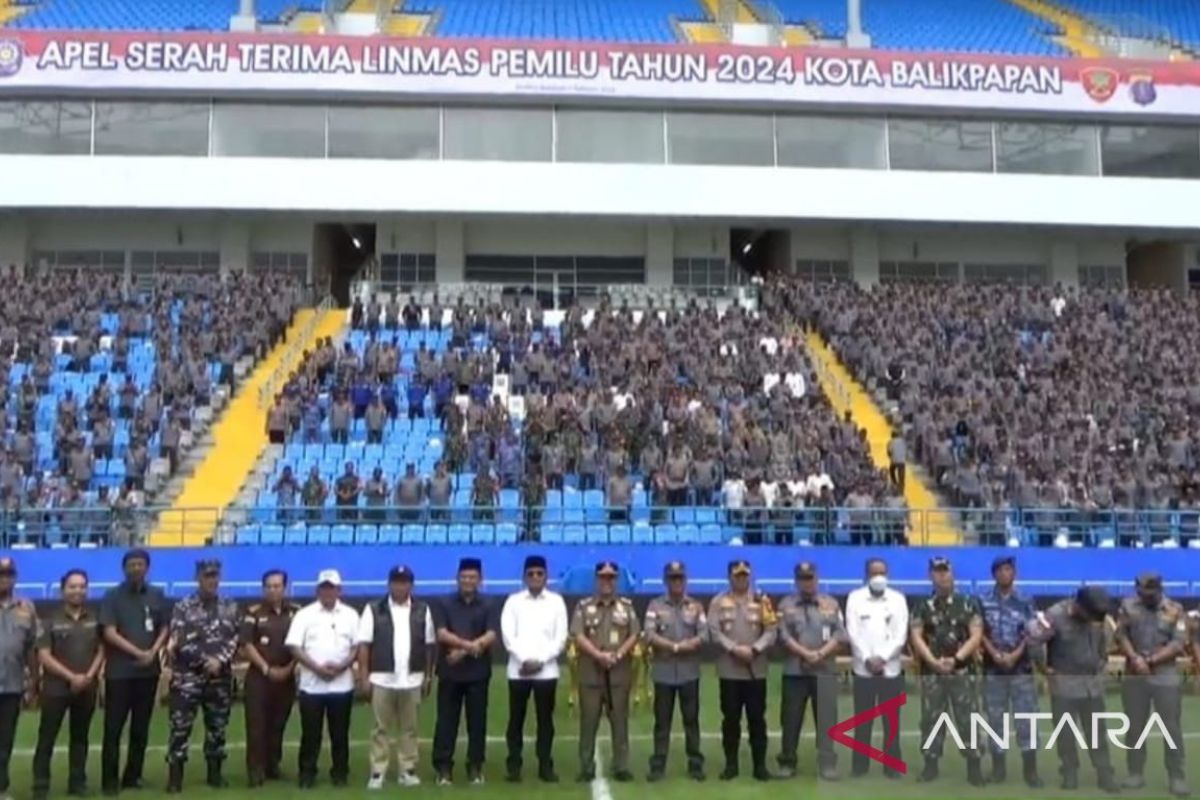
left=775, top=561, right=844, bottom=781
left=708, top=559, right=777, bottom=782
left=1115, top=571, right=1190, bottom=797
left=571, top=561, right=640, bottom=783
left=239, top=569, right=299, bottom=787
left=643, top=560, right=707, bottom=782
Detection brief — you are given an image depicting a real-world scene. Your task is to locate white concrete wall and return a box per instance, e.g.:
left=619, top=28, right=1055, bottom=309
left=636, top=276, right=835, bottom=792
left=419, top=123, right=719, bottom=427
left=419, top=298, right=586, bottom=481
left=674, top=224, right=727, bottom=259
left=28, top=211, right=223, bottom=251
left=463, top=219, right=646, bottom=256
left=248, top=215, right=314, bottom=254
left=377, top=218, right=437, bottom=254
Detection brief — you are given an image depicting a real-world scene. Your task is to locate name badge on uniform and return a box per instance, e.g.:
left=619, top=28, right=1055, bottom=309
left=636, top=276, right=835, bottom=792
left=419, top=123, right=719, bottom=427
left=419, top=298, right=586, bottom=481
left=821, top=625, right=831, bottom=642
left=261, top=636, right=271, bottom=646
left=144, top=616, right=155, bottom=633
left=609, top=629, right=621, bottom=646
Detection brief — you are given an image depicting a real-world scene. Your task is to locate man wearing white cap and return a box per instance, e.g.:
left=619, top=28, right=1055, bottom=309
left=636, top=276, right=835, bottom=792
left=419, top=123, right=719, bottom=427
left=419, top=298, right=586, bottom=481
left=285, top=569, right=360, bottom=790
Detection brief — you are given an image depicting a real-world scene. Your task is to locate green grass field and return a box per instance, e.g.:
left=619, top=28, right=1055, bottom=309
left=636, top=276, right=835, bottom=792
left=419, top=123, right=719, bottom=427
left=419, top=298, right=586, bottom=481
left=13, top=668, right=1200, bottom=800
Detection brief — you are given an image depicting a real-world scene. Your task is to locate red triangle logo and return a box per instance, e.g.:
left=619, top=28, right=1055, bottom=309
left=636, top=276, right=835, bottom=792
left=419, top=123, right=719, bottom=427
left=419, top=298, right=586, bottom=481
left=826, top=692, right=908, bottom=774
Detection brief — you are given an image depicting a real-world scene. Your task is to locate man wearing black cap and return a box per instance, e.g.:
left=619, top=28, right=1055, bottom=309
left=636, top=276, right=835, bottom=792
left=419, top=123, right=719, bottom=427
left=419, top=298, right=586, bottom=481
left=979, top=556, right=1042, bottom=787
left=356, top=565, right=436, bottom=790
left=164, top=560, right=240, bottom=793
left=1115, top=572, right=1190, bottom=797
left=571, top=561, right=641, bottom=783
left=1027, top=585, right=1120, bottom=793
left=708, top=559, right=777, bottom=781
left=99, top=548, right=169, bottom=795
left=432, top=557, right=499, bottom=785
left=909, top=556, right=985, bottom=786
left=644, top=561, right=707, bottom=782
left=500, top=554, right=568, bottom=783
left=0, top=557, right=37, bottom=800
left=776, top=561, right=845, bottom=781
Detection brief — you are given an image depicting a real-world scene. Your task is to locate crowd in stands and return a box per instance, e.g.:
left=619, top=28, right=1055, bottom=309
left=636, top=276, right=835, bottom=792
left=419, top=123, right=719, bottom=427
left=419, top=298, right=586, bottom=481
left=0, top=270, right=303, bottom=544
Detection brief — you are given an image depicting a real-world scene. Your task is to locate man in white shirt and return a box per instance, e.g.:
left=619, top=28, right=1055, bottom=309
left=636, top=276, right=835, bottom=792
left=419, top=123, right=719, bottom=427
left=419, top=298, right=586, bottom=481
left=356, top=565, right=436, bottom=790
left=285, top=569, right=360, bottom=789
left=843, top=558, right=909, bottom=780
left=500, top=555, right=568, bottom=784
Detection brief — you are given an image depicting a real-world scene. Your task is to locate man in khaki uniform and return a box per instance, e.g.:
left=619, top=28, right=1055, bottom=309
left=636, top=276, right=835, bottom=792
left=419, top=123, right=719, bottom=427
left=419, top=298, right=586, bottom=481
left=570, top=561, right=640, bottom=783
left=708, top=559, right=777, bottom=782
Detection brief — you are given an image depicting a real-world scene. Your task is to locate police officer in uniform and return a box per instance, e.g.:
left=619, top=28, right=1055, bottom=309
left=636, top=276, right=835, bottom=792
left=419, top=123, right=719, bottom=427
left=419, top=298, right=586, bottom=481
left=239, top=569, right=299, bottom=787
left=979, top=555, right=1042, bottom=787
left=909, top=556, right=985, bottom=786
left=1027, top=585, right=1120, bottom=794
left=776, top=561, right=845, bottom=781
left=643, top=561, right=707, bottom=782
left=571, top=561, right=640, bottom=783
left=708, top=559, right=777, bottom=782
left=1115, top=572, right=1190, bottom=797
left=0, top=557, right=38, bottom=799
left=165, top=560, right=240, bottom=793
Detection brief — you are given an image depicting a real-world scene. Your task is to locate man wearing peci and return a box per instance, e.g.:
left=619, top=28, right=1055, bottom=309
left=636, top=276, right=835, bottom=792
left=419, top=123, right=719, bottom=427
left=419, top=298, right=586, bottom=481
left=431, top=557, right=500, bottom=786
left=239, top=569, right=299, bottom=788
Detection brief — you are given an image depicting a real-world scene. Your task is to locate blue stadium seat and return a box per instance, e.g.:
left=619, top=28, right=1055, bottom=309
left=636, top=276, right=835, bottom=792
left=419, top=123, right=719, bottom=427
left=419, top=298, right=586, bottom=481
left=331, top=525, right=354, bottom=545
left=285, top=524, right=308, bottom=546
left=677, top=524, right=700, bottom=544
left=586, top=524, right=609, bottom=544
left=541, top=524, right=564, bottom=544
left=496, top=523, right=519, bottom=544
left=471, top=524, right=494, bottom=544
left=632, top=521, right=654, bottom=545
left=655, top=524, right=678, bottom=544
left=307, top=525, right=331, bottom=545
left=700, top=523, right=723, bottom=544
left=378, top=524, right=402, bottom=545
left=236, top=525, right=260, bottom=546
left=426, top=525, right=448, bottom=544
left=402, top=524, right=425, bottom=544
left=356, top=525, right=379, bottom=545
left=609, top=525, right=632, bottom=544
left=564, top=524, right=585, bottom=544
left=449, top=524, right=471, bottom=544
left=259, top=524, right=284, bottom=545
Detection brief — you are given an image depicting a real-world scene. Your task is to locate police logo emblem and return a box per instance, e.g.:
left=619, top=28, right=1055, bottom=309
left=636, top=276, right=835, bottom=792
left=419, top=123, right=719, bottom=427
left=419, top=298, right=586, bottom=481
left=0, top=40, right=22, bottom=77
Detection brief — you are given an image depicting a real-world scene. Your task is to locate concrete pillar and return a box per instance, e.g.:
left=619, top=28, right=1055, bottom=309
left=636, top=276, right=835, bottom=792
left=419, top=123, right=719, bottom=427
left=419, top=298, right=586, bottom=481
left=0, top=214, right=29, bottom=273
left=435, top=219, right=464, bottom=283
left=1049, top=240, right=1080, bottom=287
left=218, top=216, right=251, bottom=275
left=849, top=226, right=880, bottom=286
left=645, top=223, right=673, bottom=287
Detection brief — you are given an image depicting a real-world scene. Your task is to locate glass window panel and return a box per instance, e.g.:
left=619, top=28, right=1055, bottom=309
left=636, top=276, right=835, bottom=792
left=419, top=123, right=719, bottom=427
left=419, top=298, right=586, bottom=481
left=1101, top=125, right=1200, bottom=178
left=556, top=109, right=664, bottom=164
left=776, top=115, right=886, bottom=169
left=0, top=101, right=91, bottom=155
left=443, top=108, right=551, bottom=162
left=888, top=118, right=993, bottom=172
left=327, top=105, right=439, bottom=160
left=996, top=123, right=1099, bottom=176
left=94, top=101, right=209, bottom=156
left=667, top=112, right=773, bottom=166
left=211, top=103, right=325, bottom=158
left=673, top=258, right=690, bottom=285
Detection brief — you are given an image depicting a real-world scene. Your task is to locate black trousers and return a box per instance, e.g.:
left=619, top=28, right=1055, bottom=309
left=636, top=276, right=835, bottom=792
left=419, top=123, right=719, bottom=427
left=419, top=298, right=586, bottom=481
left=244, top=672, right=295, bottom=780
left=650, top=680, right=703, bottom=773
left=0, top=693, right=19, bottom=793
left=718, top=678, right=767, bottom=771
left=505, top=679, right=557, bottom=774
left=34, top=688, right=97, bottom=795
left=850, top=674, right=904, bottom=777
left=102, top=676, right=158, bottom=791
left=780, top=674, right=837, bottom=770
left=1050, top=695, right=1114, bottom=780
left=1122, top=679, right=1184, bottom=779
left=432, top=678, right=489, bottom=774
left=297, top=691, right=353, bottom=783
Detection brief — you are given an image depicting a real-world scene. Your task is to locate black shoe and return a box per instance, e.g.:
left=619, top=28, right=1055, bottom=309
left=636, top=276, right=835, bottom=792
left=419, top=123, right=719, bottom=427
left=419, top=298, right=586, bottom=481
left=539, top=770, right=559, bottom=784
left=990, top=755, right=1007, bottom=784
left=753, top=767, right=773, bottom=782
left=884, top=770, right=904, bottom=780
left=265, top=766, right=282, bottom=781
left=504, top=770, right=521, bottom=784
left=688, top=769, right=707, bottom=782
left=647, top=770, right=665, bottom=783
left=298, top=775, right=316, bottom=790
left=1022, top=753, right=1042, bottom=789
left=101, top=785, right=119, bottom=797
left=575, top=771, right=595, bottom=784
left=247, top=771, right=264, bottom=789
left=67, top=788, right=91, bottom=798
left=120, top=779, right=143, bottom=791
left=206, top=759, right=228, bottom=789
left=1061, top=772, right=1079, bottom=791
left=850, top=767, right=868, bottom=779
left=166, top=764, right=184, bottom=795
left=918, top=759, right=939, bottom=783
left=1098, top=773, right=1121, bottom=794
left=613, top=770, right=634, bottom=783
left=719, top=765, right=739, bottom=781
left=32, top=792, right=48, bottom=800
left=331, top=775, right=348, bottom=788
left=966, top=758, right=986, bottom=787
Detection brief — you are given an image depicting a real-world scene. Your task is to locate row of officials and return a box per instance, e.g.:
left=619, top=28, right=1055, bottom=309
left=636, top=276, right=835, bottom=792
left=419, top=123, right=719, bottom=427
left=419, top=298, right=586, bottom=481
left=0, top=550, right=1193, bottom=798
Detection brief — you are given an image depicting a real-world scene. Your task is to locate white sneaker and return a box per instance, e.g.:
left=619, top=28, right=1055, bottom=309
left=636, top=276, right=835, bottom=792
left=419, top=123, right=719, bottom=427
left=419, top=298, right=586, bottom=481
left=399, top=772, right=422, bottom=787
left=437, top=774, right=453, bottom=787
left=470, top=774, right=485, bottom=786
left=367, top=773, right=385, bottom=790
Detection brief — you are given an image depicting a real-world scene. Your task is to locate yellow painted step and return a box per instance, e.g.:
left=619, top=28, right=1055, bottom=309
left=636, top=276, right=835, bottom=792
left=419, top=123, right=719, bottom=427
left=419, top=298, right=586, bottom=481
left=698, top=0, right=756, bottom=24
left=804, top=331, right=960, bottom=546
left=680, top=21, right=726, bottom=43
left=292, top=11, right=326, bottom=33
left=385, top=13, right=429, bottom=36
left=1006, top=0, right=1105, bottom=57
left=783, top=25, right=814, bottom=46
left=0, top=0, right=28, bottom=26
left=346, top=0, right=376, bottom=12
left=151, top=309, right=347, bottom=546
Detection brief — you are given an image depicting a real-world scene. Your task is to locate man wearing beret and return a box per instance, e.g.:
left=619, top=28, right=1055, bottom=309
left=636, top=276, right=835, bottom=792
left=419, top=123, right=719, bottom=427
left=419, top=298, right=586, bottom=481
left=571, top=561, right=640, bottom=783
left=776, top=562, right=845, bottom=781
left=644, top=561, right=707, bottom=782
left=0, top=557, right=37, bottom=800
left=979, top=555, right=1042, bottom=787
left=165, top=560, right=240, bottom=792
left=432, top=558, right=500, bottom=785
left=501, top=555, right=568, bottom=783
left=708, top=559, right=777, bottom=781
left=1027, top=585, right=1120, bottom=793
left=1115, top=572, right=1190, bottom=797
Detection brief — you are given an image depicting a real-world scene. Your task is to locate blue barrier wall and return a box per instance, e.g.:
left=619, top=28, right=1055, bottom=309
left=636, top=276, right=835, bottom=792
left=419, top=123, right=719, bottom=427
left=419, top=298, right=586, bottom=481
left=4, top=546, right=1200, bottom=600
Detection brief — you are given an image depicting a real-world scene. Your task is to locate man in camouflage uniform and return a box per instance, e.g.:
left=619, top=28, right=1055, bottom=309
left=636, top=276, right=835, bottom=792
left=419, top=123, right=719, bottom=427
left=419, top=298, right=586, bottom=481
left=165, top=560, right=240, bottom=793
left=708, top=559, right=777, bottom=782
left=909, top=555, right=985, bottom=786
left=775, top=561, right=845, bottom=781
left=1115, top=572, right=1190, bottom=797
left=643, top=560, right=707, bottom=782
left=1026, top=585, right=1120, bottom=794
left=571, top=561, right=640, bottom=783
left=979, top=555, right=1042, bottom=787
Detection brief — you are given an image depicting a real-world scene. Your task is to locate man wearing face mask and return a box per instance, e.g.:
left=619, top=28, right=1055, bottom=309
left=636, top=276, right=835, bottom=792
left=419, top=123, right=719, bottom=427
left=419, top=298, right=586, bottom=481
left=909, top=556, right=985, bottom=786
left=1115, top=572, right=1189, bottom=797
left=844, top=558, right=908, bottom=780
left=1027, top=585, right=1120, bottom=794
